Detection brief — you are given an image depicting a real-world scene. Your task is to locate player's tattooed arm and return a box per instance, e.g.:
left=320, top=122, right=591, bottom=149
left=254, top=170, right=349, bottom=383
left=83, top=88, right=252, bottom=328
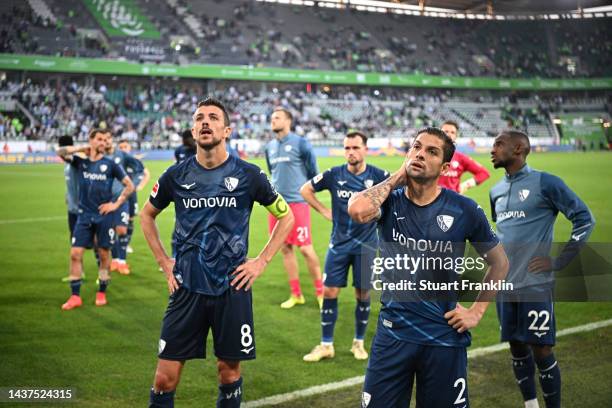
left=348, top=165, right=408, bottom=223
left=445, top=243, right=509, bottom=333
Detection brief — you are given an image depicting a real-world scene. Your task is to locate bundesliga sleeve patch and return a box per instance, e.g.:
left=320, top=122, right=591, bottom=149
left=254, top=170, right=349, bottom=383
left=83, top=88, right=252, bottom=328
left=151, top=181, right=159, bottom=198
left=313, top=173, right=324, bottom=184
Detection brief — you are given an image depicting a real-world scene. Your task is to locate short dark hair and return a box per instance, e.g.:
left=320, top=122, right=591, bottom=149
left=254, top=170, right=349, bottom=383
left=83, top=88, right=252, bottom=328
left=442, top=120, right=459, bottom=131
left=499, top=129, right=531, bottom=156
left=88, top=128, right=106, bottom=139
left=58, top=135, right=74, bottom=147
left=346, top=131, right=368, bottom=146
left=197, top=97, right=230, bottom=126
left=414, top=127, right=456, bottom=163
left=182, top=129, right=192, bottom=140
left=118, top=138, right=129, bottom=145
left=273, top=107, right=293, bottom=122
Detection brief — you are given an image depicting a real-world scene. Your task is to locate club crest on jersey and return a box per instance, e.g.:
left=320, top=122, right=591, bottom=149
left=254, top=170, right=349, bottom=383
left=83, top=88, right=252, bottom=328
left=364, top=179, right=374, bottom=188
left=519, top=189, right=530, bottom=201
left=224, top=177, right=239, bottom=192
left=437, top=215, right=454, bottom=232
left=284, top=145, right=292, bottom=152
left=114, top=157, right=121, bottom=164
left=100, top=164, right=108, bottom=172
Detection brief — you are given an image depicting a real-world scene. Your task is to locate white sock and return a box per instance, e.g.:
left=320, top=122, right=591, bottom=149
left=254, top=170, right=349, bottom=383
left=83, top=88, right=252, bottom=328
left=525, top=398, right=539, bottom=408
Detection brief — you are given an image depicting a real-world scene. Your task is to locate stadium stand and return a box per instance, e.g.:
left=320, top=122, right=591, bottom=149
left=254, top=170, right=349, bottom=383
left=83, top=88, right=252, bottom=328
left=0, top=0, right=610, bottom=78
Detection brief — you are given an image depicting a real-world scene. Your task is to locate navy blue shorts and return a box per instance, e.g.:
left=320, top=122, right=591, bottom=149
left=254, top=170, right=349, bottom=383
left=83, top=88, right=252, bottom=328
left=112, top=201, right=130, bottom=228
left=496, top=291, right=556, bottom=346
left=158, top=286, right=255, bottom=361
left=324, top=250, right=367, bottom=288
left=72, top=213, right=115, bottom=249
left=363, top=329, right=469, bottom=408
left=128, top=193, right=138, bottom=218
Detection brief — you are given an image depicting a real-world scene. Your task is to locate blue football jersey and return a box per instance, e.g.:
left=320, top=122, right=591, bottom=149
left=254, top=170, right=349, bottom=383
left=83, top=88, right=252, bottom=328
left=71, top=155, right=127, bottom=216
left=149, top=155, right=279, bottom=296
left=174, top=145, right=196, bottom=164
left=311, top=164, right=389, bottom=253
left=377, top=188, right=499, bottom=347
left=107, top=150, right=142, bottom=199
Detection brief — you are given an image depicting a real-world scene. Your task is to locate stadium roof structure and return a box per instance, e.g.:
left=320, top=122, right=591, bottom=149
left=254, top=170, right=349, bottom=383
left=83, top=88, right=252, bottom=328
left=388, top=0, right=611, bottom=13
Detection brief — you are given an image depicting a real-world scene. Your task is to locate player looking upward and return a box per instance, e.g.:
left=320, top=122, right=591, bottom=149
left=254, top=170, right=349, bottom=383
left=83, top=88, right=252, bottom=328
left=140, top=98, right=294, bottom=408
left=490, top=130, right=594, bottom=408
left=300, top=131, right=388, bottom=362
left=265, top=107, right=324, bottom=309
left=348, top=127, right=509, bottom=407
left=56, top=129, right=134, bottom=310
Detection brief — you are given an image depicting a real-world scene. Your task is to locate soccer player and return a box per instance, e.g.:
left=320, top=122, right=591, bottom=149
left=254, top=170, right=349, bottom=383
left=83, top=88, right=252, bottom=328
left=58, top=135, right=79, bottom=238
left=174, top=129, right=197, bottom=164
left=140, top=98, right=294, bottom=408
left=300, top=131, right=388, bottom=362
left=56, top=129, right=134, bottom=310
left=105, top=131, right=144, bottom=275
left=118, top=139, right=151, bottom=254
left=490, top=130, right=594, bottom=408
left=348, top=127, right=509, bottom=407
left=265, top=107, right=324, bottom=309
left=438, top=120, right=490, bottom=194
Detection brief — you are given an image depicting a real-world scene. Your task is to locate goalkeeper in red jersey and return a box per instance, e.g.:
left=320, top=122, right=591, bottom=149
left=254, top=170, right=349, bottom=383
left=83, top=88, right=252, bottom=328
left=438, top=120, right=490, bottom=194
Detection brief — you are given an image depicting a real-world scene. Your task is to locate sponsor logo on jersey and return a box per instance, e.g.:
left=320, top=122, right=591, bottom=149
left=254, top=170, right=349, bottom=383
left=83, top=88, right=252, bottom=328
left=151, top=182, right=159, bottom=198
left=497, top=210, right=526, bottom=221
left=224, top=177, right=239, bottom=192
left=269, top=156, right=291, bottom=165
left=180, top=182, right=196, bottom=190
left=83, top=171, right=108, bottom=181
left=364, top=179, right=374, bottom=188
left=100, top=164, right=108, bottom=172
left=437, top=215, right=454, bottom=232
left=519, top=189, right=530, bottom=201
left=445, top=170, right=459, bottom=178
left=182, top=197, right=237, bottom=208
left=392, top=228, right=454, bottom=253
left=336, top=189, right=355, bottom=199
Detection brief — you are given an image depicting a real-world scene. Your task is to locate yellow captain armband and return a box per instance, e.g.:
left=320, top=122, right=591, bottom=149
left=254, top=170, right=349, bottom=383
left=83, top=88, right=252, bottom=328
left=265, top=194, right=290, bottom=218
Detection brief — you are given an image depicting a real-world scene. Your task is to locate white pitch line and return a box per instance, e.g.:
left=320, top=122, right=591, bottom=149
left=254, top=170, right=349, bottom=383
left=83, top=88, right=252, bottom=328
left=0, top=216, right=66, bottom=225
left=243, top=318, right=612, bottom=407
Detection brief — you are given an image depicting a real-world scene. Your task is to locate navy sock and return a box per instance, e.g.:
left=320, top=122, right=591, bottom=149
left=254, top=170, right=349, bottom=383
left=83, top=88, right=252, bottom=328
left=70, top=279, right=82, bottom=296
left=112, top=236, right=120, bottom=260
left=536, top=353, right=561, bottom=408
left=126, top=220, right=134, bottom=246
left=217, top=377, right=242, bottom=408
left=149, top=388, right=174, bottom=408
left=98, top=279, right=109, bottom=293
left=511, top=351, right=537, bottom=402
left=118, top=234, right=129, bottom=260
left=354, top=298, right=371, bottom=341
left=321, top=298, right=338, bottom=343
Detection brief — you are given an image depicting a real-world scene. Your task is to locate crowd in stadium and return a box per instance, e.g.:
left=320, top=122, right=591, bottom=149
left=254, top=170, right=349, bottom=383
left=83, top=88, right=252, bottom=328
left=2, top=0, right=610, bottom=78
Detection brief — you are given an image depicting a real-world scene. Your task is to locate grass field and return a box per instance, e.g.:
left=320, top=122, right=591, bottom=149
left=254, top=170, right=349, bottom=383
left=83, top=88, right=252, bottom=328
left=0, top=151, right=611, bottom=407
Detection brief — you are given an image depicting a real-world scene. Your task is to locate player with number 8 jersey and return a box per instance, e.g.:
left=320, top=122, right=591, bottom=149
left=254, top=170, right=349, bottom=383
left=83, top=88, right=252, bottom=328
left=140, top=98, right=294, bottom=408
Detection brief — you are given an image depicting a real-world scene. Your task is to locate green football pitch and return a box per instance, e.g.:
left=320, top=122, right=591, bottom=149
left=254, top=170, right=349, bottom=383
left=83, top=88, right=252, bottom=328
left=0, top=152, right=611, bottom=407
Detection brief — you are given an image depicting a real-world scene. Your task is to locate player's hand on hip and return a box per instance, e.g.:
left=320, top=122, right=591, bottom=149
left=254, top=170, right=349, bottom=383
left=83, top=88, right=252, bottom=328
left=160, top=257, right=178, bottom=293
left=231, top=257, right=267, bottom=291
left=321, top=208, right=332, bottom=222
left=444, top=303, right=483, bottom=333
left=98, top=201, right=119, bottom=214
left=528, top=256, right=553, bottom=273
